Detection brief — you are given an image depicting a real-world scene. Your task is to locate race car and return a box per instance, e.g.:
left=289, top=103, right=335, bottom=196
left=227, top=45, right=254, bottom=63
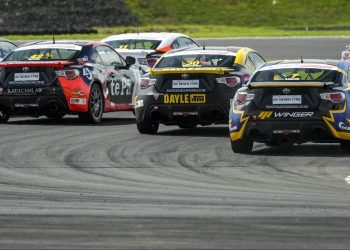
left=134, top=47, right=265, bottom=134
left=0, top=39, right=17, bottom=61
left=101, top=33, right=200, bottom=73
left=0, top=41, right=138, bottom=123
left=229, top=59, right=350, bottom=154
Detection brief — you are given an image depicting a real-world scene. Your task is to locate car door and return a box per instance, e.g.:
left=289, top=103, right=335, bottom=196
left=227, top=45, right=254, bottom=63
left=96, top=45, right=136, bottom=104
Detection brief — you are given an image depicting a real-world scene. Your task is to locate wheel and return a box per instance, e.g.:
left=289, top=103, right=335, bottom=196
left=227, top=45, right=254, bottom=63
left=340, top=140, right=350, bottom=154
left=179, top=123, right=197, bottom=129
left=0, top=110, right=10, bottom=123
left=136, top=120, right=159, bottom=134
left=231, top=138, right=253, bottom=154
left=79, top=84, right=104, bottom=124
left=45, top=113, right=65, bottom=119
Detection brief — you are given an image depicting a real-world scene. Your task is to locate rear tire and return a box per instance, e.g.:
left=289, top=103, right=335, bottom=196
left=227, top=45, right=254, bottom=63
left=0, top=110, right=10, bottom=123
left=340, top=140, right=350, bottom=154
left=79, top=84, right=104, bottom=124
left=231, top=138, right=253, bottom=154
left=137, top=120, right=159, bottom=134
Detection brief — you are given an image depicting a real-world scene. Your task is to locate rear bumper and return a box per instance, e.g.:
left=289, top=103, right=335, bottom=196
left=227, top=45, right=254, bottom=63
left=135, top=94, right=229, bottom=125
left=0, top=94, right=68, bottom=116
left=233, top=119, right=337, bottom=143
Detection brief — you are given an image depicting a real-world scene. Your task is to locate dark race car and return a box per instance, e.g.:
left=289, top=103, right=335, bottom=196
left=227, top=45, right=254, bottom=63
left=0, top=42, right=138, bottom=123
left=0, top=38, right=17, bottom=61
left=134, top=47, right=265, bottom=134
left=229, top=59, right=350, bottom=154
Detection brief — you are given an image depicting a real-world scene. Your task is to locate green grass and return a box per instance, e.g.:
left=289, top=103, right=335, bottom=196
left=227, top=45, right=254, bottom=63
left=5, top=25, right=350, bottom=41
left=125, top=0, right=350, bottom=28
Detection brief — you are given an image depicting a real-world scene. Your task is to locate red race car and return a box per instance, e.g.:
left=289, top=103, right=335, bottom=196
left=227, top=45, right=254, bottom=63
left=0, top=41, right=139, bottom=123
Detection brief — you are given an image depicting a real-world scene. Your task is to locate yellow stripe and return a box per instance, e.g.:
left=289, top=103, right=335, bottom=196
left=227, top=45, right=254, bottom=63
left=261, top=112, right=269, bottom=120
left=266, top=111, right=273, bottom=118
left=258, top=112, right=265, bottom=119
left=322, top=102, right=350, bottom=140
left=230, top=108, right=250, bottom=141
left=149, top=67, right=231, bottom=75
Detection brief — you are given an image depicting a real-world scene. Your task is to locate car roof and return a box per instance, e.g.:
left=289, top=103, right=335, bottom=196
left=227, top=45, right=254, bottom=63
left=101, top=32, right=188, bottom=42
left=0, top=38, right=17, bottom=47
left=15, top=43, right=83, bottom=51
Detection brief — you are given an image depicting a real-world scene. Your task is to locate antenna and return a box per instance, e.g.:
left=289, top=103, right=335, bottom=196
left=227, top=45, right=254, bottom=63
left=52, top=32, right=56, bottom=44
left=202, top=42, right=205, bottom=50
left=301, top=56, right=303, bottom=63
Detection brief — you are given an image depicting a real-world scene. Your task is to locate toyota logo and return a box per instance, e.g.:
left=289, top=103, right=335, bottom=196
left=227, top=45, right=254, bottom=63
left=22, top=67, right=30, bottom=72
left=283, top=88, right=290, bottom=94
left=181, top=73, right=189, bottom=79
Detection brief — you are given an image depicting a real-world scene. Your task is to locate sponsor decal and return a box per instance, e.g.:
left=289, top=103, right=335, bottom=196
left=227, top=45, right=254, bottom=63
left=14, top=72, right=39, bottom=81
left=266, top=104, right=309, bottom=109
left=172, top=79, right=199, bottom=89
left=71, top=90, right=85, bottom=96
left=339, top=122, right=350, bottom=131
left=82, top=67, right=93, bottom=80
left=166, top=88, right=206, bottom=93
left=274, top=112, right=314, bottom=118
left=110, top=78, right=131, bottom=96
left=272, top=95, right=302, bottom=104
left=258, top=111, right=273, bottom=120
left=163, top=94, right=206, bottom=104
left=70, top=98, right=86, bottom=105
left=6, top=88, right=43, bottom=95
left=135, top=99, right=144, bottom=109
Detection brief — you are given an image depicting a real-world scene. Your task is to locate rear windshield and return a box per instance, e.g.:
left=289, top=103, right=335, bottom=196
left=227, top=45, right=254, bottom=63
left=105, top=39, right=161, bottom=50
left=252, top=67, right=339, bottom=83
left=155, top=54, right=236, bottom=68
left=4, top=48, right=79, bottom=61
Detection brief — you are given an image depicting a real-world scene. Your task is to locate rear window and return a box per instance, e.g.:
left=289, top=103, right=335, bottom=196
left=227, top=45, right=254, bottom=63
left=4, top=48, right=79, bottom=61
left=105, top=39, right=161, bottom=50
left=155, top=54, right=236, bottom=68
left=252, top=67, right=339, bottom=83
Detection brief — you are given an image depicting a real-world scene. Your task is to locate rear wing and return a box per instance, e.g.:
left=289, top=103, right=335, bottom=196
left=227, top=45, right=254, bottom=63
left=248, top=81, right=328, bottom=88
left=149, top=67, right=232, bottom=75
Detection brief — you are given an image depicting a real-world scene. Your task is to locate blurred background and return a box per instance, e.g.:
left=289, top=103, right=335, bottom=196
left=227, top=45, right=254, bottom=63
left=1, top=0, right=350, bottom=39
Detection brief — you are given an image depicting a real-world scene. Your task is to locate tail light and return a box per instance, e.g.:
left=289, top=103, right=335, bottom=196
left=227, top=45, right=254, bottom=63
left=234, top=92, right=255, bottom=106
left=140, top=78, right=157, bottom=89
left=320, top=92, right=345, bottom=103
left=56, top=69, right=80, bottom=80
left=138, top=58, right=158, bottom=68
left=216, top=76, right=241, bottom=87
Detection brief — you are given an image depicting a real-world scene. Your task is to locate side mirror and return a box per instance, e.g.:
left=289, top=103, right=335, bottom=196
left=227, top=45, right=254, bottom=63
left=125, top=56, right=136, bottom=66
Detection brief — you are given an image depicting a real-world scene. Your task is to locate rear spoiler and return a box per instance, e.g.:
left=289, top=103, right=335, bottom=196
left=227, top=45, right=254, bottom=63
left=248, top=81, right=328, bottom=88
left=149, top=67, right=232, bottom=75
left=0, top=61, right=73, bottom=68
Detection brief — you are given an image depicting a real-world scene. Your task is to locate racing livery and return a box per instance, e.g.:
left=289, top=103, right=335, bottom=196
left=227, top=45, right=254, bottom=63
left=0, top=42, right=138, bottom=123
left=134, top=47, right=265, bottom=134
left=101, top=33, right=199, bottom=74
left=229, top=60, right=350, bottom=153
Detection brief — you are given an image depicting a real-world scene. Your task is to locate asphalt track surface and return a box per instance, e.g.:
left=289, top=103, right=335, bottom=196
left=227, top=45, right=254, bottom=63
left=1, top=39, right=350, bottom=249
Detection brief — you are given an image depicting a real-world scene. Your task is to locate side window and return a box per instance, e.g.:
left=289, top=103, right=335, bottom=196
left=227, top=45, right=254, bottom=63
left=171, top=39, right=180, bottom=49
left=0, top=41, right=16, bottom=58
left=96, top=46, right=124, bottom=66
left=245, top=56, right=255, bottom=70
left=177, top=37, right=198, bottom=48
left=249, top=53, right=265, bottom=69
left=91, top=51, right=104, bottom=65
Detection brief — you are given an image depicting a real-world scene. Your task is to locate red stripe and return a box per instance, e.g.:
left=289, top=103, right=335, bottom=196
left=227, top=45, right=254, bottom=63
left=0, top=61, right=73, bottom=68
